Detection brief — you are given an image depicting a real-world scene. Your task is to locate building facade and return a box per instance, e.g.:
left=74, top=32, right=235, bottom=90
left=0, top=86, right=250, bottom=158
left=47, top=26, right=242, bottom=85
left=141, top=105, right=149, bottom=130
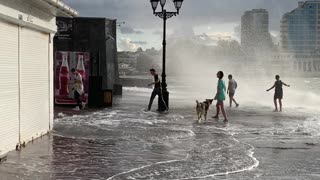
left=54, top=17, right=119, bottom=90
left=280, top=1, right=320, bottom=72
left=241, top=9, right=273, bottom=56
left=0, top=0, right=77, bottom=157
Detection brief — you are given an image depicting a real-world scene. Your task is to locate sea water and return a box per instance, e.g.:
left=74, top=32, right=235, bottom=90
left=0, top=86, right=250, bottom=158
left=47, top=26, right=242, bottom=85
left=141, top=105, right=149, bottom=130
left=0, top=77, right=319, bottom=179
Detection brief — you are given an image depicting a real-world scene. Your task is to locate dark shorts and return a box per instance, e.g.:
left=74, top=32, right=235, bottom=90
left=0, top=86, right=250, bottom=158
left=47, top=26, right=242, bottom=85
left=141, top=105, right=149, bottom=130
left=274, top=91, right=283, bottom=100
left=229, top=92, right=235, bottom=97
left=216, top=100, right=224, bottom=105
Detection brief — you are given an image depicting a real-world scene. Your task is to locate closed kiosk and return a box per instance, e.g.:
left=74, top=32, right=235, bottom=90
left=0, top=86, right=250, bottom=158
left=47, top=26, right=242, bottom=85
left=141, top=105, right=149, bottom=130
left=0, top=0, right=77, bottom=157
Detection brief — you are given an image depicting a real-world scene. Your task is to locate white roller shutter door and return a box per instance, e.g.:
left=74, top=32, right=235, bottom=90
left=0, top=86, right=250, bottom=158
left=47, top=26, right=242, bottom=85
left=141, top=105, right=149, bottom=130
left=0, top=20, right=19, bottom=156
left=20, top=27, right=50, bottom=143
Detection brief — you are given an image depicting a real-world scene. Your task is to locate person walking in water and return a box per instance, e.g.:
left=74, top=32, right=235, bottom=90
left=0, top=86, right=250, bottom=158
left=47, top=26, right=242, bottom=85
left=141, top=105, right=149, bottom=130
left=227, top=74, right=239, bottom=108
left=71, top=68, right=85, bottom=110
left=147, top=69, right=161, bottom=111
left=213, top=71, right=228, bottom=122
left=266, top=75, right=290, bottom=112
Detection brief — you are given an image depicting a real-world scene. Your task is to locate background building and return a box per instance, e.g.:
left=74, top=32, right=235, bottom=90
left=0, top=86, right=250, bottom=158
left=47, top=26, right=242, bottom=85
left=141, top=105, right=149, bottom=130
left=241, top=9, right=273, bottom=56
left=0, top=0, right=77, bottom=157
left=280, top=1, right=320, bottom=72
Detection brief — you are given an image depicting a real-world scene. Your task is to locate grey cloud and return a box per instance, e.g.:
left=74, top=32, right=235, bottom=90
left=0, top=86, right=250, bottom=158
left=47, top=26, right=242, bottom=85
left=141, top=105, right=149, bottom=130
left=120, top=26, right=144, bottom=34
left=153, top=30, right=162, bottom=35
left=130, top=41, right=148, bottom=45
left=118, top=38, right=137, bottom=51
left=169, top=24, right=195, bottom=39
left=63, top=0, right=301, bottom=31
left=196, top=33, right=217, bottom=45
left=233, top=24, right=241, bottom=39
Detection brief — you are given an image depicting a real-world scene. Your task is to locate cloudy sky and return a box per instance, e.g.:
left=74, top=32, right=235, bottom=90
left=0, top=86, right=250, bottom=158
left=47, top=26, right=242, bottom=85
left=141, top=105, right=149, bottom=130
left=63, top=0, right=301, bottom=51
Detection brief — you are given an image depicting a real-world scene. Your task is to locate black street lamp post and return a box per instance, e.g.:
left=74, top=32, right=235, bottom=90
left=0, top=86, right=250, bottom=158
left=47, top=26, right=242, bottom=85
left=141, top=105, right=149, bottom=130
left=150, top=0, right=184, bottom=111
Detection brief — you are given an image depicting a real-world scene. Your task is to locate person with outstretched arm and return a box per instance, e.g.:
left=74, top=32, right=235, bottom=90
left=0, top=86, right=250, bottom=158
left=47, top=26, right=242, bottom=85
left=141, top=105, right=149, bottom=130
left=266, top=75, right=290, bottom=112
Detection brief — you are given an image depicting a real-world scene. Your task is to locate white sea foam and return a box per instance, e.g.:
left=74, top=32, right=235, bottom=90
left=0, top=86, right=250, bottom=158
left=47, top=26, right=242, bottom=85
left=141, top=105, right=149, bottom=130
left=86, top=119, right=121, bottom=127
left=123, top=87, right=153, bottom=93
left=57, top=113, right=65, bottom=118
left=176, top=137, right=259, bottom=180
left=105, top=125, right=259, bottom=180
left=296, top=116, right=320, bottom=136
left=106, top=154, right=190, bottom=180
left=51, top=132, right=118, bottom=145
left=168, top=128, right=196, bottom=138
left=123, top=86, right=179, bottom=94
left=124, top=118, right=154, bottom=125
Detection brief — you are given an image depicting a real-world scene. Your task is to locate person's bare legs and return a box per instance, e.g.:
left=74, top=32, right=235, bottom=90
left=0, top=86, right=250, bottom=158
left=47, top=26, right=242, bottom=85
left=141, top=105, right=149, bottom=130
left=220, top=101, right=228, bottom=122
left=274, top=98, right=278, bottom=112
left=229, top=96, right=233, bottom=107
left=279, top=99, right=282, bottom=112
left=232, top=98, right=239, bottom=107
left=214, top=101, right=228, bottom=122
left=213, top=102, right=220, bottom=118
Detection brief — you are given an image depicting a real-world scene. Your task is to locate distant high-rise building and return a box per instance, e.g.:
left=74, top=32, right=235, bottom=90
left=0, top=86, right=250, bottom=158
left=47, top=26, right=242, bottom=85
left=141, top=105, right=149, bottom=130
left=241, top=9, right=273, bottom=55
left=281, top=1, right=320, bottom=54
left=280, top=1, right=320, bottom=72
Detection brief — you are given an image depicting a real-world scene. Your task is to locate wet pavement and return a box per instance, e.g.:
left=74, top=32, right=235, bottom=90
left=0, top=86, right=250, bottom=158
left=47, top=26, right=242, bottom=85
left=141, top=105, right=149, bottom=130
left=0, top=86, right=320, bottom=180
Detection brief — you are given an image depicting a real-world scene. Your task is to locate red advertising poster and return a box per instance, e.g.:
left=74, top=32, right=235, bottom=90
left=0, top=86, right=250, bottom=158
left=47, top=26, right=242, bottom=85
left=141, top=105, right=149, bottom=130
left=55, top=51, right=90, bottom=105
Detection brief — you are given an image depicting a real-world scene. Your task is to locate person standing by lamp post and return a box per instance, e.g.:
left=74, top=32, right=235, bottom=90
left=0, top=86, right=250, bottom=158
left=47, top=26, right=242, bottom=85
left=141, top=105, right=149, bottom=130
left=149, top=0, right=185, bottom=111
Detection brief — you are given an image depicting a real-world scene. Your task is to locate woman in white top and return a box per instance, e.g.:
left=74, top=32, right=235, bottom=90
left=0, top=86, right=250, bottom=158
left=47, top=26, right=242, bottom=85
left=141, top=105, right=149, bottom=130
left=71, top=68, right=84, bottom=109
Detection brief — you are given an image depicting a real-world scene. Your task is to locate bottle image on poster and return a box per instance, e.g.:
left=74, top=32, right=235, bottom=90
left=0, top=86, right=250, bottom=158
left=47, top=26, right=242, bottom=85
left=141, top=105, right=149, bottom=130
left=59, top=54, right=70, bottom=96
left=76, top=55, right=86, bottom=80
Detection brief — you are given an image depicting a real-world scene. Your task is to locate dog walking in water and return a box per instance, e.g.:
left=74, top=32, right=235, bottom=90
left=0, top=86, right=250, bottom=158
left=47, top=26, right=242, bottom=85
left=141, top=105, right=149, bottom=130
left=196, top=99, right=213, bottom=123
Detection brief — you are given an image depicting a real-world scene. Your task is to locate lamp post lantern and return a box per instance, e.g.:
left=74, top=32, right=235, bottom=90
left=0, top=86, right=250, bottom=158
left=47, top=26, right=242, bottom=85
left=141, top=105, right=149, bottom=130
left=150, top=0, right=184, bottom=112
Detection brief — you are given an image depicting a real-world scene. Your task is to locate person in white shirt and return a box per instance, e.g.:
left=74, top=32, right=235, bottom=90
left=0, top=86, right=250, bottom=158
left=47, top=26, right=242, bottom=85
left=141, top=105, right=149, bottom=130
left=227, top=74, right=239, bottom=108
left=71, top=68, right=84, bottom=109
